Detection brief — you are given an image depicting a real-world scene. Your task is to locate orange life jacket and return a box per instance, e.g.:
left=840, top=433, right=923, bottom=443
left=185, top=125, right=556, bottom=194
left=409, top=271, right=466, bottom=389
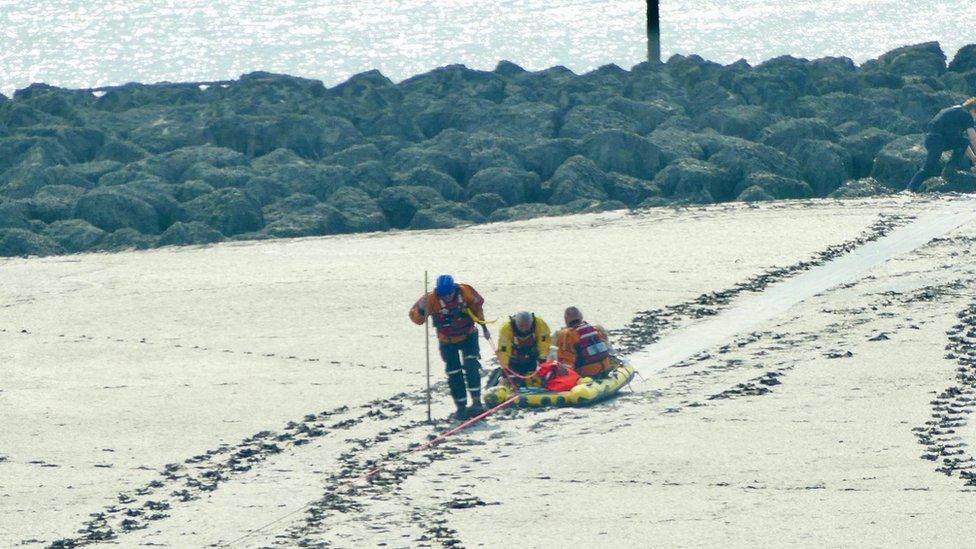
left=574, top=322, right=610, bottom=367
left=432, top=289, right=474, bottom=338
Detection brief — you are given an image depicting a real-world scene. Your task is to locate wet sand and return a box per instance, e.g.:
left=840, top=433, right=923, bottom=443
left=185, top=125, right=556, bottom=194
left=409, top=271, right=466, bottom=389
left=3, top=195, right=974, bottom=547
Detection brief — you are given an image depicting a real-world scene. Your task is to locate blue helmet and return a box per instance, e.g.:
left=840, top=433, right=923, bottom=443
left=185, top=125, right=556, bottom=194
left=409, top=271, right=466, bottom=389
left=435, top=273, right=456, bottom=297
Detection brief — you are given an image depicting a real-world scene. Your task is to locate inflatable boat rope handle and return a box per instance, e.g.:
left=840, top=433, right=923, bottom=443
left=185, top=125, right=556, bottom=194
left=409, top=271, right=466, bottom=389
left=482, top=328, right=533, bottom=382
left=465, top=308, right=497, bottom=325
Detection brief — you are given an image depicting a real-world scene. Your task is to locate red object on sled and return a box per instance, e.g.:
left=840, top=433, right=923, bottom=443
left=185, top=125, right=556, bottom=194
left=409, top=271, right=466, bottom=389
left=536, top=359, right=580, bottom=392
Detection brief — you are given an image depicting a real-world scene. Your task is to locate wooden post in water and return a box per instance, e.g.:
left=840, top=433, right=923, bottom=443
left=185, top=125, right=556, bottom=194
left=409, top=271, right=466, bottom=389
left=647, top=0, right=661, bottom=64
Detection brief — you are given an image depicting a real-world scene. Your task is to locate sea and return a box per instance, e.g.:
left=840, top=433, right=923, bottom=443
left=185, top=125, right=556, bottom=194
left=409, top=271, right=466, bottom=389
left=1, top=0, right=975, bottom=97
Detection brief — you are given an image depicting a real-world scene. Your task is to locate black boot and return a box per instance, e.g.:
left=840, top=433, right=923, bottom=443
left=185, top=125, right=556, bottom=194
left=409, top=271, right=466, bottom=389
left=452, top=407, right=469, bottom=422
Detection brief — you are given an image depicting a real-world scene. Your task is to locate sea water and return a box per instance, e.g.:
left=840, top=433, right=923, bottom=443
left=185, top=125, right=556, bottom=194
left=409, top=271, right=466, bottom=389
left=1, top=0, right=974, bottom=97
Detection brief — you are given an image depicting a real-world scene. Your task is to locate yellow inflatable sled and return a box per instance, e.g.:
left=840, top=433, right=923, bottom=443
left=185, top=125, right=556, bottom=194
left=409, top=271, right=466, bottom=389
left=483, top=356, right=635, bottom=408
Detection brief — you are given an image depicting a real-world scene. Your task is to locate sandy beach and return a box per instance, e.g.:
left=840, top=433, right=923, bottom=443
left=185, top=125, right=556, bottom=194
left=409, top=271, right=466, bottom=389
left=4, top=195, right=976, bottom=547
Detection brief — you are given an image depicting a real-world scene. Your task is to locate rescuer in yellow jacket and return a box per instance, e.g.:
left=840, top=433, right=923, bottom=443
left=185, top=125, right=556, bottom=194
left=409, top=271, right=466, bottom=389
left=497, top=311, right=551, bottom=377
left=409, top=273, right=489, bottom=420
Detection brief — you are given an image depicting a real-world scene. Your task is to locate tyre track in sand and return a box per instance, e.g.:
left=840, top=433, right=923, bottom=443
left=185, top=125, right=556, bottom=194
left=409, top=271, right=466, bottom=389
left=222, top=211, right=936, bottom=547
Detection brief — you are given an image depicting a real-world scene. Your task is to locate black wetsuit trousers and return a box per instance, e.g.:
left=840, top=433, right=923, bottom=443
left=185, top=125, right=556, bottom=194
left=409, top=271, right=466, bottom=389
left=439, top=332, right=481, bottom=411
left=907, top=132, right=970, bottom=191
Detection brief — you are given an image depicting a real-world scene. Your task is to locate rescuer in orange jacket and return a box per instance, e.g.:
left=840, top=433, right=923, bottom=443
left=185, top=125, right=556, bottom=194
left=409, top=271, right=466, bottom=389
left=409, top=274, right=489, bottom=420
left=555, top=306, right=613, bottom=377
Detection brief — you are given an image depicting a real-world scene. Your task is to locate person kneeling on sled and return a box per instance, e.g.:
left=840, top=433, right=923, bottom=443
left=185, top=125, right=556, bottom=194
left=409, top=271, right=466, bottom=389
left=496, top=311, right=551, bottom=385
left=555, top=306, right=614, bottom=378
left=409, top=274, right=489, bottom=421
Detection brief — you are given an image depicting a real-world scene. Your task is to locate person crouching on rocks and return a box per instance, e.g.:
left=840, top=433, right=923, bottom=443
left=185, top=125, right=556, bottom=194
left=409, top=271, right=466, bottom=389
left=496, top=311, right=551, bottom=384
left=555, top=306, right=614, bottom=378
left=410, top=274, right=489, bottom=421
left=906, top=97, right=976, bottom=192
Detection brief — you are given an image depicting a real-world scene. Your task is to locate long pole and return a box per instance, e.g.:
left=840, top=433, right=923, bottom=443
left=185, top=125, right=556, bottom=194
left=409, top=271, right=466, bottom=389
left=424, top=271, right=432, bottom=423
left=647, top=0, right=661, bottom=64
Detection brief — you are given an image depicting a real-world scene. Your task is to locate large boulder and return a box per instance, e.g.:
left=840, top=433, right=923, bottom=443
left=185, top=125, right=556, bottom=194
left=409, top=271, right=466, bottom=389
left=558, top=105, right=640, bottom=139
left=625, top=68, right=686, bottom=104
left=350, top=160, right=391, bottom=196
left=147, top=145, right=250, bottom=181
left=115, top=180, right=186, bottom=230
left=840, top=128, right=897, bottom=179
left=467, top=167, right=541, bottom=205
left=275, top=164, right=354, bottom=201
left=126, top=109, right=207, bottom=153
left=468, top=193, right=508, bottom=216
left=207, top=115, right=362, bottom=159
left=806, top=56, right=861, bottom=95
left=73, top=188, right=160, bottom=234
left=706, top=136, right=801, bottom=184
left=95, top=139, right=147, bottom=164
left=174, top=180, right=217, bottom=203
left=27, top=184, right=85, bottom=223
left=758, top=118, right=838, bottom=152
left=829, top=177, right=893, bottom=198
left=546, top=156, right=612, bottom=205
left=0, top=136, right=72, bottom=173
left=578, top=130, right=663, bottom=180
left=179, top=163, right=252, bottom=188
left=0, top=200, right=32, bottom=230
left=665, top=53, right=724, bottom=88
left=606, top=173, right=661, bottom=207
left=398, top=64, right=507, bottom=102
left=392, top=166, right=465, bottom=201
left=653, top=158, right=736, bottom=203
left=94, top=228, right=156, bottom=252
left=377, top=185, right=445, bottom=228
left=522, top=139, right=577, bottom=181
left=184, top=188, right=264, bottom=236
left=870, top=134, right=926, bottom=189
left=476, top=102, right=559, bottom=140
left=948, top=44, right=976, bottom=73
left=696, top=105, right=777, bottom=140
left=409, top=203, right=485, bottom=230
left=157, top=221, right=225, bottom=247
left=325, top=144, right=383, bottom=168
left=327, top=187, right=389, bottom=233
left=604, top=97, right=683, bottom=134
left=898, top=84, right=966, bottom=125
left=262, top=193, right=343, bottom=238
left=24, top=126, right=106, bottom=163
left=737, top=185, right=774, bottom=202
left=0, top=164, right=89, bottom=199
left=413, top=97, right=497, bottom=139
left=487, top=203, right=564, bottom=223
left=792, top=139, right=853, bottom=196
left=72, top=161, right=123, bottom=184
left=42, top=219, right=106, bottom=253
left=0, top=228, right=62, bottom=257
left=877, top=42, right=946, bottom=78
left=730, top=70, right=801, bottom=113
left=389, top=147, right=465, bottom=183
left=733, top=172, right=813, bottom=200
left=95, top=163, right=161, bottom=187
left=920, top=171, right=976, bottom=193
left=647, top=127, right=706, bottom=163
left=796, top=93, right=916, bottom=135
